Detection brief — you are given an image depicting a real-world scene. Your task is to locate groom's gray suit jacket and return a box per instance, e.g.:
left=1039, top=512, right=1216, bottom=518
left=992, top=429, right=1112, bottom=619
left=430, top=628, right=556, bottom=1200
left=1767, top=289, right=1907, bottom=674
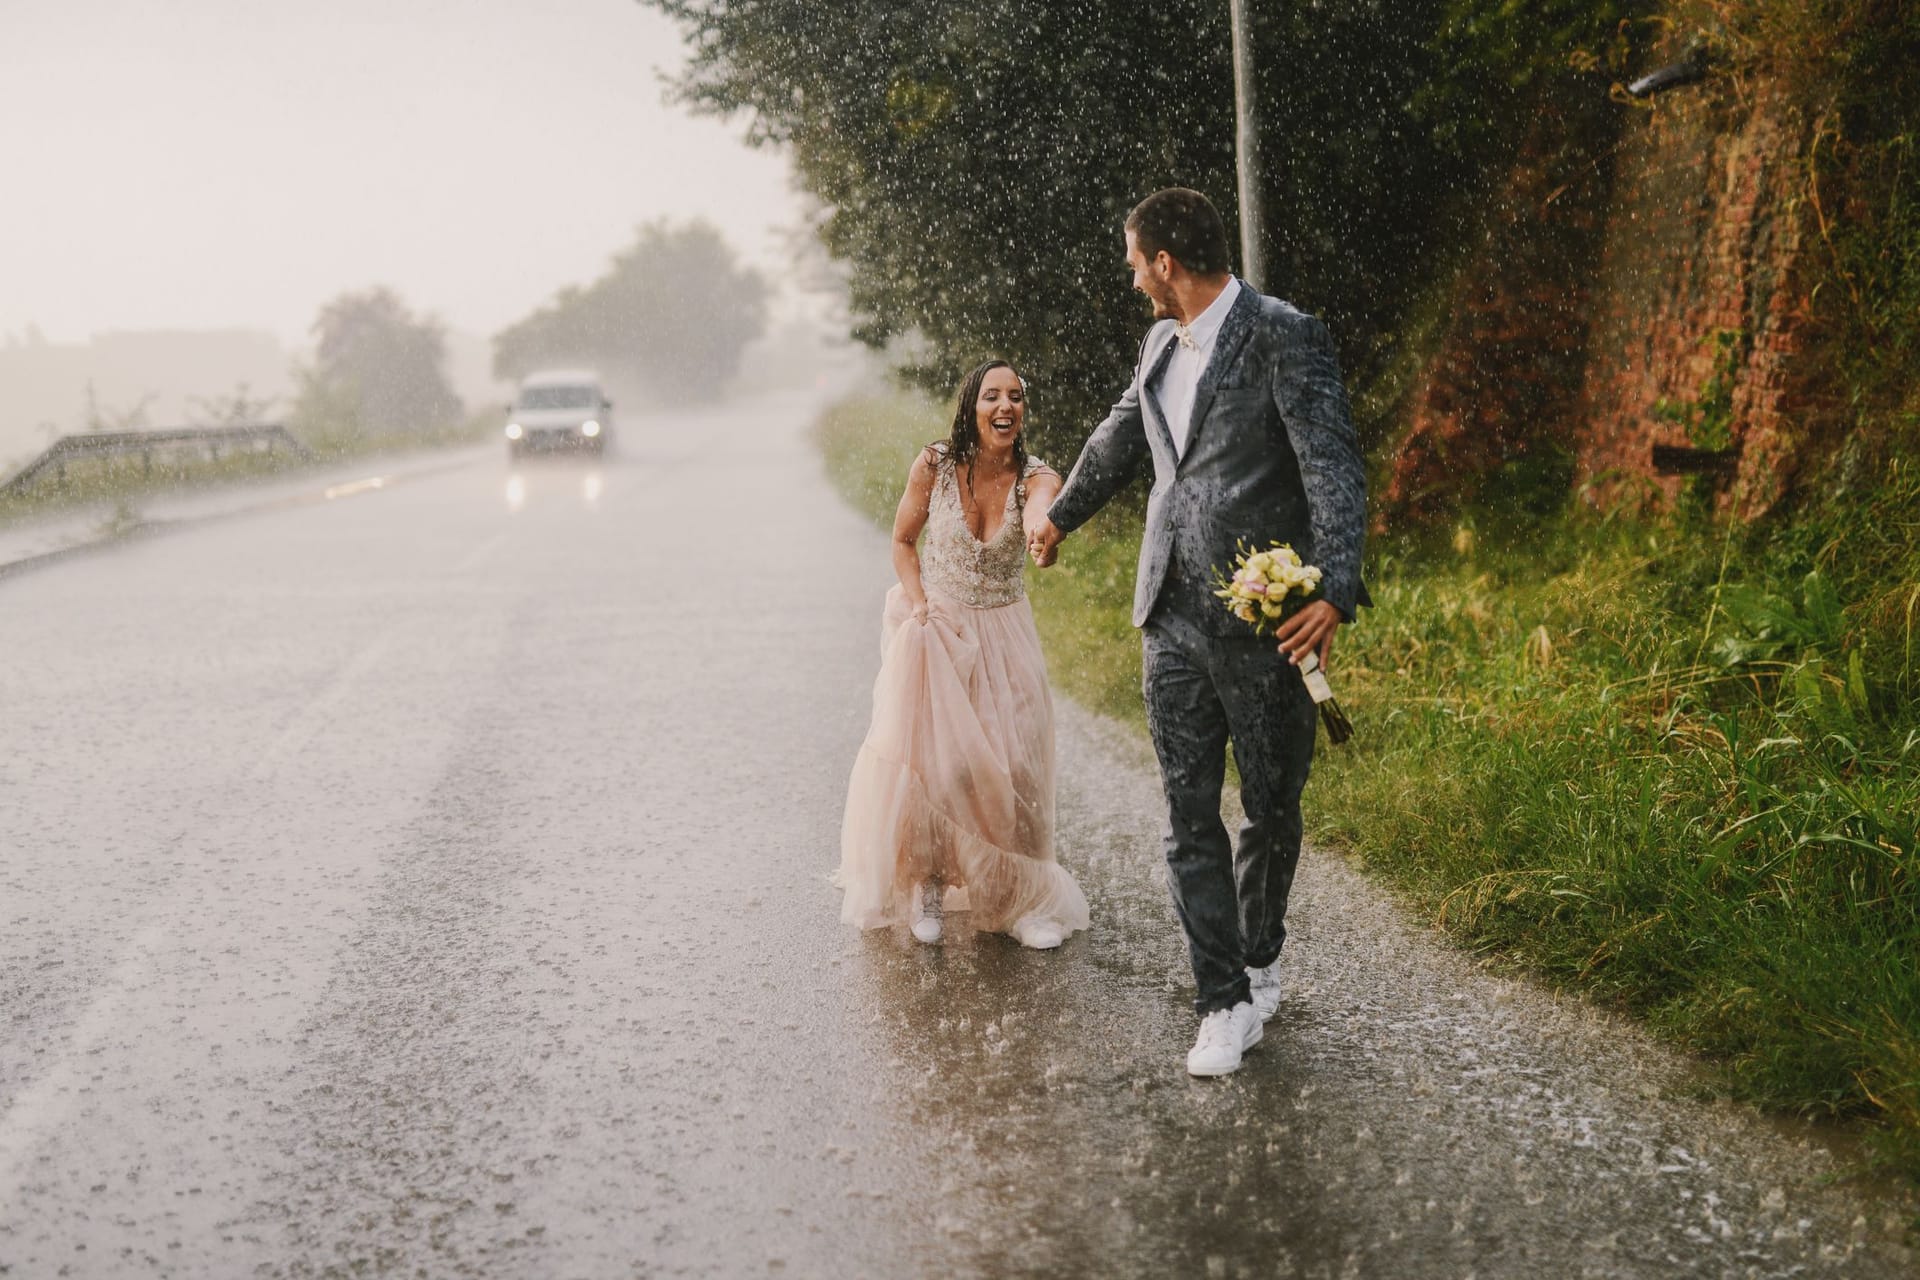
left=1049, top=281, right=1369, bottom=633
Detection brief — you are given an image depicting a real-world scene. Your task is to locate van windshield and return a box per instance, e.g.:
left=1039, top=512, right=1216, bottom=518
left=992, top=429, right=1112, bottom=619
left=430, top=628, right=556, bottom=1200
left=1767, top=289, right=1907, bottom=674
left=518, top=386, right=598, bottom=409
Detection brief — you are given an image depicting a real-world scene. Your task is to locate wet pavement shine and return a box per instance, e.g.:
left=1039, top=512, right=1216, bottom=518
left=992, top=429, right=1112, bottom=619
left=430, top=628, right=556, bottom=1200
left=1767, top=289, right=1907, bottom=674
left=1, top=391, right=1915, bottom=1278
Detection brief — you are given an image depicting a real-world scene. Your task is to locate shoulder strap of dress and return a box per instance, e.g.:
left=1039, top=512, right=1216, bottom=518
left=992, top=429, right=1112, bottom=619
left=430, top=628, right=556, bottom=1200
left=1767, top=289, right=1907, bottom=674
left=925, top=445, right=956, bottom=509
left=1017, top=453, right=1049, bottom=503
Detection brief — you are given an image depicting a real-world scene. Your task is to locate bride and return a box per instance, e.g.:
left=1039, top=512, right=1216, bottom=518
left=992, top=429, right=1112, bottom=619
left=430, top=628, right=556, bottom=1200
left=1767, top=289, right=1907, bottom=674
left=836, top=360, right=1090, bottom=949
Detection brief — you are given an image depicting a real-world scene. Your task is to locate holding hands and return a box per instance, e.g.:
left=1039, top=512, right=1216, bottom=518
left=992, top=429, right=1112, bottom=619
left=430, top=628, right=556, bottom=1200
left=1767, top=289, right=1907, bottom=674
left=1027, top=516, right=1064, bottom=568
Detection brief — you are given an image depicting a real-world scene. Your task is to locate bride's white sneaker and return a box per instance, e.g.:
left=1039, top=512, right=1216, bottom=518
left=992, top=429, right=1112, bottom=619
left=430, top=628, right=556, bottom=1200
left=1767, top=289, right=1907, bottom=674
left=1248, top=960, right=1283, bottom=1021
left=1186, top=1001, right=1262, bottom=1077
left=1010, top=915, right=1064, bottom=950
left=909, top=882, right=943, bottom=944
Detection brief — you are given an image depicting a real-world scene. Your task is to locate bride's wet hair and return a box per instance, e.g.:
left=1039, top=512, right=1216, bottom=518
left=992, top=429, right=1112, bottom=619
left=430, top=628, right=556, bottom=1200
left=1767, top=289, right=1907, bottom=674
left=927, top=359, right=1029, bottom=479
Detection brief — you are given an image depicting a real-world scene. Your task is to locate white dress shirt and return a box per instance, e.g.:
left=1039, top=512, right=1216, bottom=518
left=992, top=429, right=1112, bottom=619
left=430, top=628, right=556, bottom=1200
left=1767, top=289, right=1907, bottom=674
left=1152, top=277, right=1240, bottom=458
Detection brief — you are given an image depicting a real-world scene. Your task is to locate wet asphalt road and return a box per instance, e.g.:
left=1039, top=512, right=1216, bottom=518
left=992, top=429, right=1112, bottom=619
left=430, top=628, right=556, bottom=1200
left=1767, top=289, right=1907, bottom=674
left=1, top=392, right=1915, bottom=1278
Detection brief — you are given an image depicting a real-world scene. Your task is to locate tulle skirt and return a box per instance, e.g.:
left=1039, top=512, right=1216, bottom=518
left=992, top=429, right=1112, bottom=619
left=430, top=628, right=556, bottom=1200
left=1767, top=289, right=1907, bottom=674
left=836, top=584, right=1090, bottom=938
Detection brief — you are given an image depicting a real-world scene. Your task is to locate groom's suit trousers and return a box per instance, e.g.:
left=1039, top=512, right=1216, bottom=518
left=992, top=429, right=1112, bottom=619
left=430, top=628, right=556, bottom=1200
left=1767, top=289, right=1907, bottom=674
left=1142, top=598, right=1318, bottom=1014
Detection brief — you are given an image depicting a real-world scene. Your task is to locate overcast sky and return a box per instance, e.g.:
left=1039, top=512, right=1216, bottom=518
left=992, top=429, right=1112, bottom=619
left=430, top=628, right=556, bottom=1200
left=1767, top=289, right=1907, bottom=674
left=0, top=0, right=807, bottom=347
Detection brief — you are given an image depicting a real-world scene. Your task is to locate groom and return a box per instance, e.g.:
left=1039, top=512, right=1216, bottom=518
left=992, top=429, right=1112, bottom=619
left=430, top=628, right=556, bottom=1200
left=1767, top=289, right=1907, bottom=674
left=1029, top=187, right=1368, bottom=1077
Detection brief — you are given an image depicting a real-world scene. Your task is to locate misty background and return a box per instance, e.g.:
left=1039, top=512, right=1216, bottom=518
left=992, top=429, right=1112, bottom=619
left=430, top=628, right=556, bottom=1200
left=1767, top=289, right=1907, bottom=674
left=0, top=0, right=833, bottom=468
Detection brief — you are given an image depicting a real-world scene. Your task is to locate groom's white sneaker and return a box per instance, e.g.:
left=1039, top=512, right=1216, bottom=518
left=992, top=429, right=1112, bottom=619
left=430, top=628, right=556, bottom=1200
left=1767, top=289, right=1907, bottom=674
left=909, top=882, right=943, bottom=944
left=1186, top=1001, right=1262, bottom=1077
left=1248, top=960, right=1283, bottom=1021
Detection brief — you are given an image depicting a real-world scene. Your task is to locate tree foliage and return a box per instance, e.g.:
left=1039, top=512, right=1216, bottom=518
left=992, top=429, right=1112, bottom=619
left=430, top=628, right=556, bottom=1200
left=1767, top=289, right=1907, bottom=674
left=648, top=0, right=1645, bottom=452
left=294, top=288, right=462, bottom=436
left=653, top=0, right=1234, bottom=450
left=492, top=219, right=770, bottom=404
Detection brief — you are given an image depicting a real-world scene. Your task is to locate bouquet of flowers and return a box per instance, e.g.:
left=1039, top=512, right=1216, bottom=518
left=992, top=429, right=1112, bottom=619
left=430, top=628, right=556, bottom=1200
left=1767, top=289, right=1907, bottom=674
left=1212, top=541, right=1354, bottom=744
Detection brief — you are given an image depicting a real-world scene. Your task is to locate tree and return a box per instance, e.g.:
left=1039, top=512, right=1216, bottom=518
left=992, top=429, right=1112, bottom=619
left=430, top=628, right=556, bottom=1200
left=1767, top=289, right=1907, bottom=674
left=650, top=0, right=1235, bottom=450
left=186, top=383, right=279, bottom=427
left=293, top=288, right=462, bottom=437
left=492, top=219, right=769, bottom=403
left=646, top=0, right=1645, bottom=452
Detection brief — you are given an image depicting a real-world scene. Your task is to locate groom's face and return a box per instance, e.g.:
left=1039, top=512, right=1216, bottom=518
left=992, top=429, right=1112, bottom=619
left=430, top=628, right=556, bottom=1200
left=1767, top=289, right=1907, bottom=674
left=1125, top=230, right=1177, bottom=320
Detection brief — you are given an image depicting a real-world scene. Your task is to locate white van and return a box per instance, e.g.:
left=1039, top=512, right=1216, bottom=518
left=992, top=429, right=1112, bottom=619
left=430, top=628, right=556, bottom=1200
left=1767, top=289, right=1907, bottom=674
left=504, top=370, right=613, bottom=457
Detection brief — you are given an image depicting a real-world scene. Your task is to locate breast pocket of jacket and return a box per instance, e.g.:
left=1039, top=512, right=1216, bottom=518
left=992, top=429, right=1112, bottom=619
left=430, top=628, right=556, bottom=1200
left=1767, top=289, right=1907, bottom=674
left=1208, top=386, right=1269, bottom=426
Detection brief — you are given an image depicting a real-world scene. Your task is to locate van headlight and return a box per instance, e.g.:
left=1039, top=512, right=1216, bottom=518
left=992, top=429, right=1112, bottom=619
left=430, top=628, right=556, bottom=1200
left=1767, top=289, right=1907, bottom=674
left=505, top=423, right=523, bottom=440
left=580, top=420, right=601, bottom=438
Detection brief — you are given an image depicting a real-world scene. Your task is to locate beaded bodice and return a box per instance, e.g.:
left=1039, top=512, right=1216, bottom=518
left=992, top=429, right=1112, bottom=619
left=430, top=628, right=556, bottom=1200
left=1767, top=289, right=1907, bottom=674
left=921, top=450, right=1047, bottom=609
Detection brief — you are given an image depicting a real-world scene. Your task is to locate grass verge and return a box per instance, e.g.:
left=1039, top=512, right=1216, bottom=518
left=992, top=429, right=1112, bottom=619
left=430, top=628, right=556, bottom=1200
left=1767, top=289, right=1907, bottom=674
left=816, top=388, right=1920, bottom=1182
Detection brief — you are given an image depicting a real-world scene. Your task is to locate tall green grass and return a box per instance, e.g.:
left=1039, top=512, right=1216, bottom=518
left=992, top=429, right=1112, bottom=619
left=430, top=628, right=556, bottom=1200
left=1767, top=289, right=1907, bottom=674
left=1316, top=513, right=1919, bottom=1176
left=816, top=389, right=1920, bottom=1179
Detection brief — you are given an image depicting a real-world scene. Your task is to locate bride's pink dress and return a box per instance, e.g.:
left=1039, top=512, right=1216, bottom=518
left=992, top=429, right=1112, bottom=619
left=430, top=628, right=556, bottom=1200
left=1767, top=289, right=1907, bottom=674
left=836, top=450, right=1090, bottom=938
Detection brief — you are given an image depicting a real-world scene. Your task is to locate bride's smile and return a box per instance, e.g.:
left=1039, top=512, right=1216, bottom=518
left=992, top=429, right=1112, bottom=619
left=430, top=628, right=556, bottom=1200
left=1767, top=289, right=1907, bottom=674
left=974, top=366, right=1026, bottom=454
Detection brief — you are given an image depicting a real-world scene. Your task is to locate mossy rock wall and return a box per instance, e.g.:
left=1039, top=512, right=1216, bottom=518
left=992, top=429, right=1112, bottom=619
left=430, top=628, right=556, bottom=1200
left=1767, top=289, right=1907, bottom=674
left=1383, top=31, right=1838, bottom=525
left=1574, top=69, right=1820, bottom=517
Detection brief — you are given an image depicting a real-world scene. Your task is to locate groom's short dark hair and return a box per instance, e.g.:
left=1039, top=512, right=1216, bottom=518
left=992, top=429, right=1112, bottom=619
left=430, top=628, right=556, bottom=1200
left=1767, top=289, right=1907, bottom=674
left=1126, top=188, right=1233, bottom=277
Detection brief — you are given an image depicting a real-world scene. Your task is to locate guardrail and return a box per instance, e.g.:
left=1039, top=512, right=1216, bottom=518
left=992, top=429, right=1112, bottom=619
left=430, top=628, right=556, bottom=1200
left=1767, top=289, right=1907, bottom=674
left=0, top=424, right=313, bottom=500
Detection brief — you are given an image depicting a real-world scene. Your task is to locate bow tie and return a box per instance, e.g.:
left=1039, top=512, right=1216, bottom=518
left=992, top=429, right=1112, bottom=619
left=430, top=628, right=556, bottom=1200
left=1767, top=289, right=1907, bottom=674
left=1173, top=323, right=1197, bottom=352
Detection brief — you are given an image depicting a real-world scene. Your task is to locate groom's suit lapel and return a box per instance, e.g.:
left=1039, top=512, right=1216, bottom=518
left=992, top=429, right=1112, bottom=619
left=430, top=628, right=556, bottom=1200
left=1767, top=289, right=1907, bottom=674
left=1179, top=282, right=1260, bottom=468
left=1139, top=326, right=1181, bottom=459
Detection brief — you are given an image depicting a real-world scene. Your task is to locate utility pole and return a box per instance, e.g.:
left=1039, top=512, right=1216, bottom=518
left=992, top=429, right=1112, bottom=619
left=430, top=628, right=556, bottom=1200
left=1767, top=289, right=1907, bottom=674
left=1229, top=0, right=1267, bottom=292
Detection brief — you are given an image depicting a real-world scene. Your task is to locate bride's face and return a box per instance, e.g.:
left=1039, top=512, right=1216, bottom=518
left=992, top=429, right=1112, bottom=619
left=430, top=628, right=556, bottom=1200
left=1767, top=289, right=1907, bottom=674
left=974, top=367, right=1026, bottom=453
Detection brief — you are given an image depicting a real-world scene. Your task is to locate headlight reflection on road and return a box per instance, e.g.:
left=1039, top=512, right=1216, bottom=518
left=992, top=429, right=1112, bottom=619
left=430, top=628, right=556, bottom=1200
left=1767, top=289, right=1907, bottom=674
left=583, top=472, right=603, bottom=507
left=505, top=474, right=527, bottom=513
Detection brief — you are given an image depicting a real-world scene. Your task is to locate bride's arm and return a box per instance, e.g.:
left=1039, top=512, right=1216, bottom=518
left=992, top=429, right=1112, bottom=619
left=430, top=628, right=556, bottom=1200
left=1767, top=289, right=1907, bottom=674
left=892, top=448, right=938, bottom=619
left=1021, top=464, right=1064, bottom=561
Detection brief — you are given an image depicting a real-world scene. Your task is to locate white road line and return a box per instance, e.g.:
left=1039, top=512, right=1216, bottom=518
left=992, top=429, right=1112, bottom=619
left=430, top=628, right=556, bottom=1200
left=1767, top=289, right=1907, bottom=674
left=0, top=457, right=479, bottom=581
left=0, top=622, right=406, bottom=1195
left=321, top=475, right=393, bottom=501
left=248, top=626, right=404, bottom=782
left=0, top=921, right=168, bottom=1200
left=454, top=531, right=509, bottom=574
